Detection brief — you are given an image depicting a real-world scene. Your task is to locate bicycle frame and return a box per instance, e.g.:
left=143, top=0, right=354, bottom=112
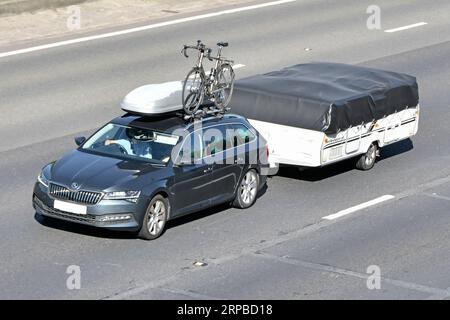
left=193, top=48, right=223, bottom=97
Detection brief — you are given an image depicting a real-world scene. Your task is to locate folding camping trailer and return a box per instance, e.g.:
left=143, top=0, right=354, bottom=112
left=230, top=63, right=420, bottom=172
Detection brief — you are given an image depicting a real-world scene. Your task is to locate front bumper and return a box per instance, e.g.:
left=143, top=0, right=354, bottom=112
left=33, top=182, right=146, bottom=231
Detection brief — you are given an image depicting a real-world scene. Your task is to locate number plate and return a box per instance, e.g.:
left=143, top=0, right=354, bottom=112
left=53, top=200, right=87, bottom=215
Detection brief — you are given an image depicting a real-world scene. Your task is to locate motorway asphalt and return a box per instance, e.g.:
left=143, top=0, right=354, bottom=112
left=0, top=0, right=450, bottom=299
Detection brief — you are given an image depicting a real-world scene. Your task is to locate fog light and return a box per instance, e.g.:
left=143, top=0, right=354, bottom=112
left=98, top=214, right=132, bottom=222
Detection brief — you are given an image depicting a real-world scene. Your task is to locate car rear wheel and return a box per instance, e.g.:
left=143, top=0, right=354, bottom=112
left=356, top=143, right=377, bottom=170
left=138, top=195, right=169, bottom=240
left=233, top=169, right=259, bottom=209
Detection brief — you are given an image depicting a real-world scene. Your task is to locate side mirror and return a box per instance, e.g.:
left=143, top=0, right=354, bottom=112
left=74, top=136, right=86, bottom=146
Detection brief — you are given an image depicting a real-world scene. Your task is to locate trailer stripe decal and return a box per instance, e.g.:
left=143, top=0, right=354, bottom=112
left=322, top=117, right=416, bottom=150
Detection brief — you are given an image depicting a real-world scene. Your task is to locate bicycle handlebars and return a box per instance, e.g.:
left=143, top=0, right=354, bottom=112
left=182, top=40, right=208, bottom=58
left=182, top=40, right=232, bottom=63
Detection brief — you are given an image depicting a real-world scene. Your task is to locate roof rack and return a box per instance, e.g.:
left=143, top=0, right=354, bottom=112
left=121, top=81, right=230, bottom=121
left=178, top=102, right=230, bottom=121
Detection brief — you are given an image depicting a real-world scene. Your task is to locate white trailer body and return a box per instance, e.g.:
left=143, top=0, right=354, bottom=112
left=249, top=106, right=419, bottom=172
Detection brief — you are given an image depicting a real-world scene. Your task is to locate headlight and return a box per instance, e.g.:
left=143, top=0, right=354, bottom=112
left=37, top=171, right=49, bottom=187
left=104, top=191, right=141, bottom=203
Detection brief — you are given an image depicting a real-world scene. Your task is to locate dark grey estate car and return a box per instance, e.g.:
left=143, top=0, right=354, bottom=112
left=33, top=113, right=268, bottom=240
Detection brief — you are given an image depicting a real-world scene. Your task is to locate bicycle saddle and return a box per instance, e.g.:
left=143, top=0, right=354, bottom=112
left=217, top=42, right=228, bottom=47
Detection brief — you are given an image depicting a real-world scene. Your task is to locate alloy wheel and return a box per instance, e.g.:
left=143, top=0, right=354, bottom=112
left=147, top=200, right=166, bottom=236
left=365, top=144, right=376, bottom=166
left=240, top=171, right=258, bottom=205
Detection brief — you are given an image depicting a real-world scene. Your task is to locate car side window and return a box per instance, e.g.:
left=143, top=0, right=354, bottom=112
left=178, top=131, right=203, bottom=163
left=229, top=124, right=256, bottom=147
left=178, top=123, right=255, bottom=162
left=203, top=125, right=228, bottom=157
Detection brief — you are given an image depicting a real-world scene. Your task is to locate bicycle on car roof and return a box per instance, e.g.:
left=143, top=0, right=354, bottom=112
left=181, top=40, right=235, bottom=116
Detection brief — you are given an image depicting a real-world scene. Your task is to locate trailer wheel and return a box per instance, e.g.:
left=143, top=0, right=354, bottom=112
left=356, top=143, right=377, bottom=170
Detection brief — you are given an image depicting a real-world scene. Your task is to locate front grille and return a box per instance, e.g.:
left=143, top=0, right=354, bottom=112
left=49, top=183, right=103, bottom=205
left=34, top=195, right=98, bottom=224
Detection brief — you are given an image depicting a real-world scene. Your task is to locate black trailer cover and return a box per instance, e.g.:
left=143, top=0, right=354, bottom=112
left=230, top=63, right=419, bottom=134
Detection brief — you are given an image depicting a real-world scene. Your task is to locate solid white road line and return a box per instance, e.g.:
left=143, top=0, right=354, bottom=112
left=0, top=0, right=296, bottom=59
left=384, top=22, right=427, bottom=33
left=322, top=195, right=395, bottom=220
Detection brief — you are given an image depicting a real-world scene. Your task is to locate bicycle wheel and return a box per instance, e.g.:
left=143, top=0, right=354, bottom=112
left=182, top=68, right=205, bottom=115
left=213, top=63, right=235, bottom=111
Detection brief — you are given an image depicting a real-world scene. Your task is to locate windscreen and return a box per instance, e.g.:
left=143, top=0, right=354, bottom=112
left=82, top=123, right=180, bottom=164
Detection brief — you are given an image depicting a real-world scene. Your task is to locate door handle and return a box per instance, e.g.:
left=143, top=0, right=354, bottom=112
left=203, top=167, right=213, bottom=173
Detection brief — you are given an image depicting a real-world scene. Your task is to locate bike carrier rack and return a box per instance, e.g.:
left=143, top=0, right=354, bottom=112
left=178, top=103, right=231, bottom=121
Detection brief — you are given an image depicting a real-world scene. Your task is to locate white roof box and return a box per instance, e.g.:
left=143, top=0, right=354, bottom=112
left=121, top=81, right=184, bottom=115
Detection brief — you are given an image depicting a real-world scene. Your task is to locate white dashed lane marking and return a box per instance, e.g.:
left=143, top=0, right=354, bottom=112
left=384, top=22, right=428, bottom=33
left=322, top=195, right=395, bottom=221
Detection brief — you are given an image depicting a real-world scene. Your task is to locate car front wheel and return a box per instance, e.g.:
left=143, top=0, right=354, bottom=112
left=233, top=169, right=259, bottom=209
left=138, top=194, right=169, bottom=240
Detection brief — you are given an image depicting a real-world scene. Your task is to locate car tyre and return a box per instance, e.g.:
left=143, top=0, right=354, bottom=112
left=138, top=194, right=169, bottom=240
left=356, top=143, right=377, bottom=170
left=233, top=169, right=259, bottom=209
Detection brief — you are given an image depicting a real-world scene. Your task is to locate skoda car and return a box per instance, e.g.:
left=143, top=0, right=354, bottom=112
left=33, top=113, right=268, bottom=240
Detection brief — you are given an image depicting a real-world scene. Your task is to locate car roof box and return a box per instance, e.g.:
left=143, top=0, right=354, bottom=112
left=121, top=81, right=184, bottom=116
